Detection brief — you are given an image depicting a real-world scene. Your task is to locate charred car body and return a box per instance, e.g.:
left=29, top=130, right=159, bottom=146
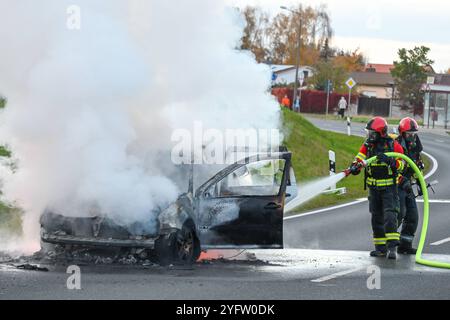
left=40, top=151, right=297, bottom=264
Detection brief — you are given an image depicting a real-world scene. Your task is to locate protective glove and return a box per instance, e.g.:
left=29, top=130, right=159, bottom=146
left=417, top=161, right=425, bottom=171
left=350, top=161, right=362, bottom=176
left=344, top=161, right=363, bottom=177
left=377, top=153, right=396, bottom=169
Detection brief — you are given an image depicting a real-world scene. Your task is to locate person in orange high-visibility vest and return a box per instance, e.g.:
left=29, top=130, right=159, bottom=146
left=281, top=95, right=291, bottom=109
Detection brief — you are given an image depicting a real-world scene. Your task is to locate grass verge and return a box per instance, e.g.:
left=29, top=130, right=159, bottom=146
left=0, top=142, right=22, bottom=235
left=282, top=108, right=367, bottom=214
left=0, top=202, right=23, bottom=236
left=304, top=113, right=424, bottom=126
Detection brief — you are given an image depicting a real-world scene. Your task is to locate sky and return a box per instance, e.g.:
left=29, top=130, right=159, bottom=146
left=227, top=0, right=450, bottom=72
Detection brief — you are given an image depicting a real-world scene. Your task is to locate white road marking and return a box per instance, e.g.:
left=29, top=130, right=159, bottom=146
left=416, top=199, right=450, bottom=204
left=284, top=199, right=367, bottom=221
left=311, top=267, right=363, bottom=283
left=431, top=237, right=450, bottom=246
left=422, top=151, right=438, bottom=180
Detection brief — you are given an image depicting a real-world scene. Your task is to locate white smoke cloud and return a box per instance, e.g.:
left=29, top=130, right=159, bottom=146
left=0, top=0, right=280, bottom=252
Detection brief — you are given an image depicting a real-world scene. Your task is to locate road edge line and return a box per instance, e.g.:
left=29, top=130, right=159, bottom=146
left=422, top=151, right=438, bottom=180
left=284, top=198, right=368, bottom=221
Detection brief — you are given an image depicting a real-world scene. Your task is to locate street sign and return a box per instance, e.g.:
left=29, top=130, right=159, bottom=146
left=346, top=77, right=357, bottom=89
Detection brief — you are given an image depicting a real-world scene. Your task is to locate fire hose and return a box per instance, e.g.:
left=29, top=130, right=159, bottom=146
left=352, top=152, right=450, bottom=269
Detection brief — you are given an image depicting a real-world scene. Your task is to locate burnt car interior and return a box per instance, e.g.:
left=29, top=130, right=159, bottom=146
left=208, top=159, right=286, bottom=198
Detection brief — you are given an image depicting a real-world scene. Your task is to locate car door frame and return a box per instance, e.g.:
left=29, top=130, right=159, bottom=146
left=194, top=152, right=292, bottom=249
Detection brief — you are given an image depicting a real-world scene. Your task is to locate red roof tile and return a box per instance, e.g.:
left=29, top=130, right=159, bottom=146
left=365, top=63, right=394, bottom=73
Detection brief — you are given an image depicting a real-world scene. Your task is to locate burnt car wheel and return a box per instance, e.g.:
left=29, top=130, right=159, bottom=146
left=40, top=227, right=60, bottom=255
left=156, top=224, right=200, bottom=265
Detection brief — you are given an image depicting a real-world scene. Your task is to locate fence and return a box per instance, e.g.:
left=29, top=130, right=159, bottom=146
left=272, top=88, right=358, bottom=114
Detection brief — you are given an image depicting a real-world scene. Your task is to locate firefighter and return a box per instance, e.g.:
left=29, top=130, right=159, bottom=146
left=396, top=117, right=424, bottom=254
left=348, top=117, right=405, bottom=259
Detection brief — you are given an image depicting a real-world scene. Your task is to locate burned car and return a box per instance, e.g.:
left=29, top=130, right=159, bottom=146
left=40, top=151, right=296, bottom=264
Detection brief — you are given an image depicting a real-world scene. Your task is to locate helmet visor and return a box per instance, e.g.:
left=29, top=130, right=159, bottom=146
left=366, top=129, right=380, bottom=142
left=404, top=131, right=417, bottom=143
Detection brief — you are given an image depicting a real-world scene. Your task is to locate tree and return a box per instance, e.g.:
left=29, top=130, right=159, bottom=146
left=333, top=49, right=366, bottom=73
left=0, top=97, right=10, bottom=158
left=0, top=96, right=6, bottom=109
left=446, top=68, right=450, bottom=74
left=240, top=5, right=334, bottom=66
left=240, top=6, right=270, bottom=63
left=307, top=48, right=365, bottom=93
left=308, top=60, right=349, bottom=94
left=266, top=4, right=333, bottom=65
left=238, top=4, right=365, bottom=89
left=391, top=46, right=434, bottom=110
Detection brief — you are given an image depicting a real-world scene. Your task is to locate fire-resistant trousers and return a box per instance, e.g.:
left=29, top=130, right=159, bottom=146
left=398, top=186, right=419, bottom=245
left=368, top=185, right=400, bottom=249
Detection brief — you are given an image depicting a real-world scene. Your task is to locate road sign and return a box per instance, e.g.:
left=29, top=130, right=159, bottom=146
left=346, top=77, right=357, bottom=89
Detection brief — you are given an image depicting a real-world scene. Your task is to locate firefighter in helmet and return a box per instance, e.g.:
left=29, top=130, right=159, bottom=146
left=348, top=117, right=405, bottom=259
left=396, top=117, right=424, bottom=254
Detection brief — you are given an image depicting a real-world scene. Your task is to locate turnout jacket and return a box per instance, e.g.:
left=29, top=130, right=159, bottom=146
left=355, top=137, right=405, bottom=187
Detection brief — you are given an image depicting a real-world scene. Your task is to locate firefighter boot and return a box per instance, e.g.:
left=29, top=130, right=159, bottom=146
left=398, top=240, right=417, bottom=255
left=387, top=245, right=397, bottom=260
left=370, top=245, right=387, bottom=257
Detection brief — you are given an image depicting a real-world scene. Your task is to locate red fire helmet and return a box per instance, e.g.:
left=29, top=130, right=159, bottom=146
left=399, top=117, right=419, bottom=134
left=366, top=117, right=388, bottom=137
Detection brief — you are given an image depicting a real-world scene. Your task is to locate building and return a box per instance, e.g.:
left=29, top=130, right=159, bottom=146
left=423, top=74, right=450, bottom=128
left=271, top=64, right=314, bottom=86
left=364, top=63, right=394, bottom=73
left=351, top=71, right=394, bottom=99
left=350, top=64, right=395, bottom=117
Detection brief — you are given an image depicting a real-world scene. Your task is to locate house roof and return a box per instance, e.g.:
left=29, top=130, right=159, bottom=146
left=271, top=65, right=294, bottom=73
left=270, top=64, right=313, bottom=74
left=365, top=63, right=394, bottom=73
left=433, top=74, right=450, bottom=86
left=351, top=71, right=394, bottom=87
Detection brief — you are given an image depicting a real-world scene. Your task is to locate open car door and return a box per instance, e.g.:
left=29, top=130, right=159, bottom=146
left=194, top=152, right=291, bottom=249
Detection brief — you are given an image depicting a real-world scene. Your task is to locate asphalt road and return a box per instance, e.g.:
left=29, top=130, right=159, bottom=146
left=1, top=116, right=449, bottom=300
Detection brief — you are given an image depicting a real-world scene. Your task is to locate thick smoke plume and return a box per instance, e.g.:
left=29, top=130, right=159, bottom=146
left=0, top=0, right=280, bottom=253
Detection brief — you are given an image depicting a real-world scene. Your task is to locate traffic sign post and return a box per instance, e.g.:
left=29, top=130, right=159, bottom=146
left=345, top=77, right=356, bottom=116
left=322, top=150, right=346, bottom=196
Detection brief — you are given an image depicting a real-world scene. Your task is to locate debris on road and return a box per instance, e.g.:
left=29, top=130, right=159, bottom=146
left=16, top=264, right=49, bottom=272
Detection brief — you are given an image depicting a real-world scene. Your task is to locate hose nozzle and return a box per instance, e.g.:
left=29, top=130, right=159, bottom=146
left=344, top=160, right=366, bottom=177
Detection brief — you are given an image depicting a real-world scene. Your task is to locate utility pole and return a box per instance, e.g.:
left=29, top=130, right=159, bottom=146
left=325, top=80, right=331, bottom=119
left=281, top=6, right=302, bottom=113
left=426, top=84, right=431, bottom=129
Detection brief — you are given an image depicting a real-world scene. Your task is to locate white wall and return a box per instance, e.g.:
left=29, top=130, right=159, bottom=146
left=273, top=67, right=313, bottom=86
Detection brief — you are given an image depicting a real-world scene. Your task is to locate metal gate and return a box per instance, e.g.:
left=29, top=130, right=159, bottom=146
left=358, top=97, right=390, bottom=117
